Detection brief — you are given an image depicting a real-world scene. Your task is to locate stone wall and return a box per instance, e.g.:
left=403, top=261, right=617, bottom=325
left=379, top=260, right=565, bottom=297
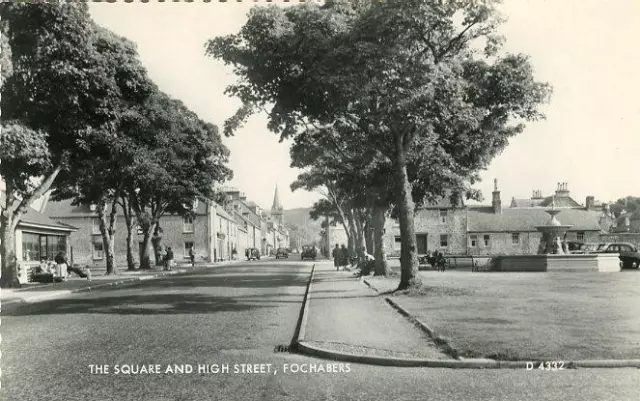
left=384, top=207, right=467, bottom=257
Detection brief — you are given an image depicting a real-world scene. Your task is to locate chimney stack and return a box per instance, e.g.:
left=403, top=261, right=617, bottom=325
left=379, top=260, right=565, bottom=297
left=492, top=178, right=502, bottom=214
left=585, top=196, right=595, bottom=210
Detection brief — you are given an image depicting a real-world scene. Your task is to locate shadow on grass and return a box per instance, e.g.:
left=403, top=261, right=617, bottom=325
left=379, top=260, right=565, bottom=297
left=6, top=293, right=270, bottom=317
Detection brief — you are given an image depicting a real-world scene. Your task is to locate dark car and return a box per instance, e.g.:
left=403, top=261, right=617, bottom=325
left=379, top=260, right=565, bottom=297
left=275, top=248, right=289, bottom=259
left=245, top=248, right=260, bottom=261
left=594, top=243, right=640, bottom=269
left=301, top=245, right=317, bottom=261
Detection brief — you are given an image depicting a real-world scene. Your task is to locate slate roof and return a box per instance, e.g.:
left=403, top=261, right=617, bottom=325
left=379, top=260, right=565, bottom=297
left=509, top=196, right=581, bottom=208
left=467, top=206, right=602, bottom=232
left=46, top=198, right=209, bottom=217
left=510, top=198, right=545, bottom=208
left=0, top=194, right=77, bottom=231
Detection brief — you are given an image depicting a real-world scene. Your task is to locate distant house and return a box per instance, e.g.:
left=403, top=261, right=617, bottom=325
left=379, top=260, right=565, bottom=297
left=385, top=180, right=613, bottom=257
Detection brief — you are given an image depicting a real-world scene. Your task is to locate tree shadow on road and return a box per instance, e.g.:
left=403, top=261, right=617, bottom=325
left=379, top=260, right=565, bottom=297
left=5, top=293, right=269, bottom=317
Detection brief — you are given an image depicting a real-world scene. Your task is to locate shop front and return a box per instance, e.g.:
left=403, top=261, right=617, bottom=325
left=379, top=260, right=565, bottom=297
left=13, top=208, right=76, bottom=284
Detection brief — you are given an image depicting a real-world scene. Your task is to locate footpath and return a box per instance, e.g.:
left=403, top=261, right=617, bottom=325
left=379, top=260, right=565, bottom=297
left=296, top=261, right=640, bottom=369
left=0, top=259, right=246, bottom=311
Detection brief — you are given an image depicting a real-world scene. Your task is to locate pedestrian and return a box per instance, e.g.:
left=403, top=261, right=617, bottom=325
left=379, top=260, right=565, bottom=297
left=54, top=251, right=68, bottom=281
left=166, top=247, right=174, bottom=271
left=340, top=244, right=349, bottom=269
left=160, top=246, right=167, bottom=270
left=189, top=246, right=195, bottom=268
left=332, top=244, right=340, bottom=271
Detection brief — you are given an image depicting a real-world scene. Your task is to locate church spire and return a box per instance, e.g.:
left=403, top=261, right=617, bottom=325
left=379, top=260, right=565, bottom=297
left=272, top=184, right=283, bottom=211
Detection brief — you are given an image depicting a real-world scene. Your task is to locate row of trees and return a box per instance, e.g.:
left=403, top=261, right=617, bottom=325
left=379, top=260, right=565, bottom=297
left=0, top=3, right=232, bottom=287
left=208, top=0, right=551, bottom=289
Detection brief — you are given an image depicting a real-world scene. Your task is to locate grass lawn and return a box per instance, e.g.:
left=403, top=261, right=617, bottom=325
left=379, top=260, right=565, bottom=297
left=367, top=269, right=640, bottom=361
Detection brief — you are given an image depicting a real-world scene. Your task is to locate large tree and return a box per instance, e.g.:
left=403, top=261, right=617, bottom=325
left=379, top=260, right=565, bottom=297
left=208, top=0, right=550, bottom=289
left=50, top=27, right=155, bottom=275
left=0, top=3, right=151, bottom=286
left=120, top=91, right=233, bottom=269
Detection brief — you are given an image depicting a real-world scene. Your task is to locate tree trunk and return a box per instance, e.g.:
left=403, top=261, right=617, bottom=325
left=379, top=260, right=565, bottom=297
left=0, top=214, right=20, bottom=288
left=140, top=221, right=156, bottom=270
left=97, top=202, right=117, bottom=275
left=151, top=223, right=162, bottom=266
left=372, top=206, right=389, bottom=276
left=394, top=134, right=421, bottom=290
left=354, top=212, right=366, bottom=262
left=364, top=210, right=374, bottom=255
left=346, top=209, right=357, bottom=257
left=120, top=196, right=137, bottom=270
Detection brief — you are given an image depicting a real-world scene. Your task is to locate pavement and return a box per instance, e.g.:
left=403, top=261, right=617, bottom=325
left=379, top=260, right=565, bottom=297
left=296, top=261, right=640, bottom=369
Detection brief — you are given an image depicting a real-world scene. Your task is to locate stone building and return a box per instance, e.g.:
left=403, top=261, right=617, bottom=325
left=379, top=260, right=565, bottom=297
left=45, top=198, right=236, bottom=267
left=385, top=180, right=610, bottom=257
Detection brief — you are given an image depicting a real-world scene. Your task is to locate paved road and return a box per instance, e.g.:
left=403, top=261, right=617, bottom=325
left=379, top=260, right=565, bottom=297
left=3, top=260, right=640, bottom=401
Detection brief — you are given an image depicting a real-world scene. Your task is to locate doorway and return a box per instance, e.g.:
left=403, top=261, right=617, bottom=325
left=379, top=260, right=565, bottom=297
left=416, top=234, right=428, bottom=255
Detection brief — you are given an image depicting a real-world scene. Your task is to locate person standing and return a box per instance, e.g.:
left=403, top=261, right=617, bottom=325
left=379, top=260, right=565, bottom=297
left=189, top=246, right=195, bottom=268
left=54, top=251, right=68, bottom=281
left=166, top=247, right=174, bottom=271
left=332, top=244, right=340, bottom=271
left=340, top=244, right=349, bottom=269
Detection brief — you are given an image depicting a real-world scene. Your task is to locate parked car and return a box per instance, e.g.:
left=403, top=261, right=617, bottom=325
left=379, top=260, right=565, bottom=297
left=275, top=248, right=289, bottom=259
left=566, top=241, right=584, bottom=253
left=593, top=243, right=640, bottom=269
left=575, top=243, right=599, bottom=254
left=301, top=245, right=317, bottom=261
left=245, top=248, right=260, bottom=261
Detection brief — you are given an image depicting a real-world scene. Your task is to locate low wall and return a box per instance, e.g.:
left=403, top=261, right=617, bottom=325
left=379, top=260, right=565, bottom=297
left=492, top=254, right=621, bottom=273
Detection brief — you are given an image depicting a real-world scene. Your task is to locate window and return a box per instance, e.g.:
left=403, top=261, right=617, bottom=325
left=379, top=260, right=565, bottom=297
left=440, top=234, right=448, bottom=248
left=22, top=233, right=67, bottom=262
left=483, top=235, right=490, bottom=247
left=183, top=216, right=194, bottom=233
left=184, top=241, right=194, bottom=258
left=92, top=218, right=101, bottom=234
left=512, top=233, right=520, bottom=245
left=219, top=217, right=222, bottom=230
left=22, top=233, right=40, bottom=262
left=394, top=236, right=402, bottom=251
left=93, top=238, right=104, bottom=260
left=439, top=209, right=447, bottom=223
left=469, top=235, right=477, bottom=248
left=577, top=232, right=585, bottom=242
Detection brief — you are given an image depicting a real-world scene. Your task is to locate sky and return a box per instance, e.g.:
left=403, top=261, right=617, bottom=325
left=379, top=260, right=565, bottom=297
left=87, top=0, right=640, bottom=211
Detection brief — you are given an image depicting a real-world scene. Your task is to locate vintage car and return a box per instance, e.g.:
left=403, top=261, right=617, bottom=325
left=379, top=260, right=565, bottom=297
left=300, top=245, right=317, bottom=261
left=275, top=248, right=289, bottom=259
left=594, top=243, right=640, bottom=269
left=245, top=248, right=260, bottom=261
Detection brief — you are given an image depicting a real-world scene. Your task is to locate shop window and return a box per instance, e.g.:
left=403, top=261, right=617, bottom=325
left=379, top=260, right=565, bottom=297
left=440, top=234, right=448, bottom=248
left=22, top=233, right=40, bottom=262
left=183, top=216, right=194, bottom=233
left=469, top=235, right=477, bottom=248
left=512, top=233, right=520, bottom=245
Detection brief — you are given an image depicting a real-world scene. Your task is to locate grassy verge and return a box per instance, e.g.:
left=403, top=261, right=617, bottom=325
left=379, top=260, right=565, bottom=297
left=367, top=270, right=640, bottom=361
